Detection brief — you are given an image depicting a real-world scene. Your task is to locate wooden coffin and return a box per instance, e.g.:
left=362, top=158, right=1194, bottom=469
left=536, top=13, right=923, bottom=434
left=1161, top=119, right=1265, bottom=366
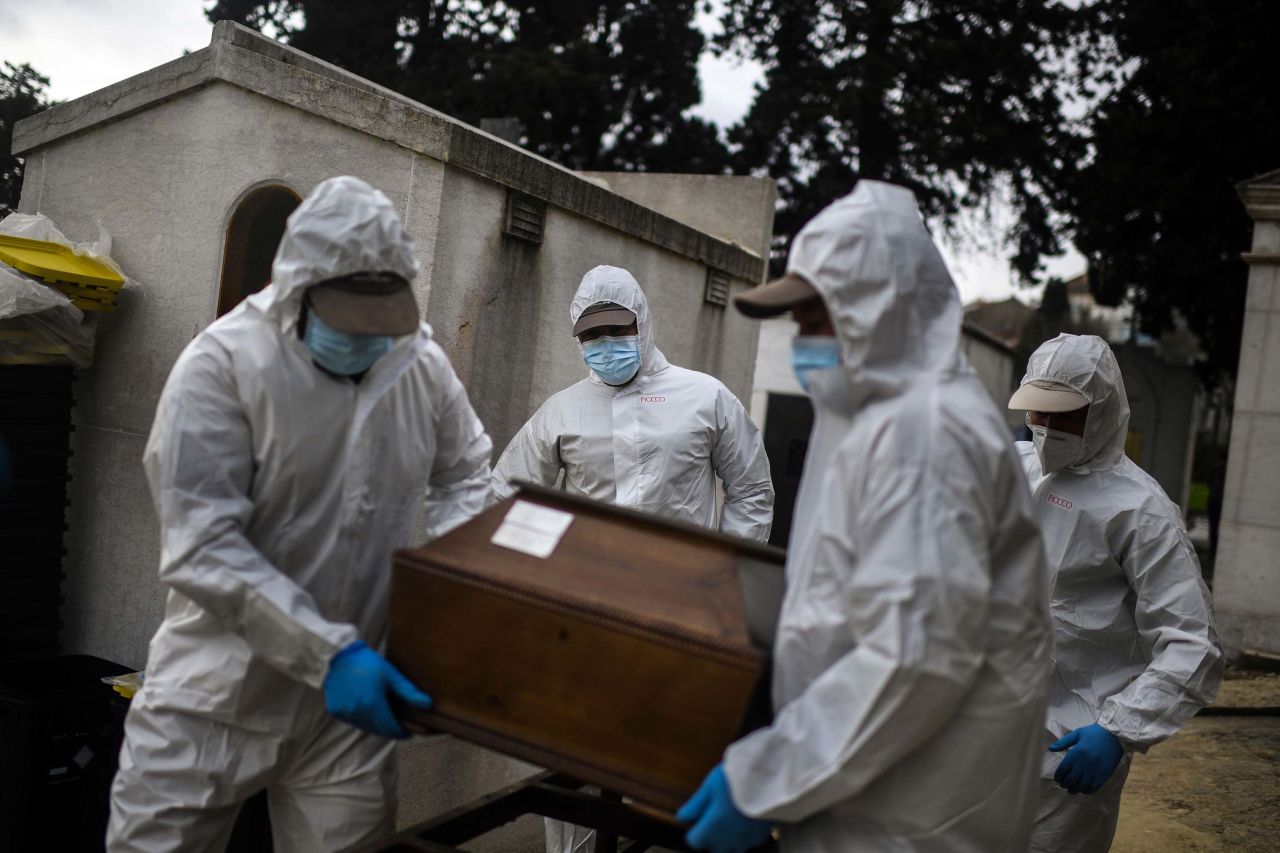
left=388, top=483, right=785, bottom=812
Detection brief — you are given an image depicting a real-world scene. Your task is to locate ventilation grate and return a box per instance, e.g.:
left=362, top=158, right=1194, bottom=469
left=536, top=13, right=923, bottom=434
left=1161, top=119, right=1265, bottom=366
left=505, top=192, right=546, bottom=244
left=704, top=268, right=732, bottom=306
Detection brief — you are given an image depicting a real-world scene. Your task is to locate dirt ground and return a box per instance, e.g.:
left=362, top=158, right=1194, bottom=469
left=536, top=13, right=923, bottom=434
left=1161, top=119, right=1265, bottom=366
left=1112, top=670, right=1280, bottom=852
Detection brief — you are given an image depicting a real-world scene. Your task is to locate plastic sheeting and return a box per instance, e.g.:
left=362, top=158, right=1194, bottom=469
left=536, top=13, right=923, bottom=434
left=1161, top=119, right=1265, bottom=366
left=0, top=213, right=125, bottom=368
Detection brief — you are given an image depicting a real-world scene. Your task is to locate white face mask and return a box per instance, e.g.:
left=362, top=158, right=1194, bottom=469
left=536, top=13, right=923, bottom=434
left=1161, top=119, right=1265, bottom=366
left=1030, top=424, right=1085, bottom=475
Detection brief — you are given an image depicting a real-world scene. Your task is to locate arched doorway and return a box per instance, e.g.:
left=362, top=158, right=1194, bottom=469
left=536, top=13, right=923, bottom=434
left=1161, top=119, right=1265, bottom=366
left=216, top=184, right=301, bottom=317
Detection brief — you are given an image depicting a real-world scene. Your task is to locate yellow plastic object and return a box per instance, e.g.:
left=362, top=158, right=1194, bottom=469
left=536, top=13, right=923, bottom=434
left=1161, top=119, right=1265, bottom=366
left=46, top=281, right=120, bottom=312
left=100, top=671, right=144, bottom=699
left=0, top=326, right=72, bottom=363
left=0, top=234, right=124, bottom=313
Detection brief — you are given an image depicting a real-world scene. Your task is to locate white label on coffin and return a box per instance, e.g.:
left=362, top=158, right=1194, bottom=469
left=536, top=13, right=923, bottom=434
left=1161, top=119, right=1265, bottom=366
left=491, top=500, right=575, bottom=559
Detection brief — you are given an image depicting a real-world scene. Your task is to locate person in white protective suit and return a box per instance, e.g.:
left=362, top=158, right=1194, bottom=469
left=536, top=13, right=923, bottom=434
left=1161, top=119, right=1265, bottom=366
left=491, top=264, right=773, bottom=539
left=676, top=180, right=1053, bottom=853
left=107, top=176, right=493, bottom=853
left=1008, top=333, right=1223, bottom=853
left=492, top=265, right=773, bottom=853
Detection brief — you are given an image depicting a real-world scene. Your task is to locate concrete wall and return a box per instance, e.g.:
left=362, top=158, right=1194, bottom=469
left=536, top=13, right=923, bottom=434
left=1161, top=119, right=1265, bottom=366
left=579, top=172, right=776, bottom=262
left=1214, top=170, right=1280, bottom=658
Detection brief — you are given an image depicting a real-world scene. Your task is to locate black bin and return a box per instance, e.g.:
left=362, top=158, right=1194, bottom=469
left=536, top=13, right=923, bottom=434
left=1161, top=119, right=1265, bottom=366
left=0, top=654, right=132, bottom=852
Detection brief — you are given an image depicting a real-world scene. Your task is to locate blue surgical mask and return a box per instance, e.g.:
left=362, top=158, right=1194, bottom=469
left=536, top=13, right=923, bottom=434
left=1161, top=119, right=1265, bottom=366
left=791, top=336, right=841, bottom=392
left=580, top=335, right=641, bottom=385
left=303, top=310, right=394, bottom=375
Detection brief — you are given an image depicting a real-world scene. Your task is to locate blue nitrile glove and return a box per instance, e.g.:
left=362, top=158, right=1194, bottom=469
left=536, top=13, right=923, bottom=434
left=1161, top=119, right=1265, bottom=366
left=323, top=641, right=433, bottom=739
left=1049, top=724, right=1125, bottom=795
left=677, top=764, right=773, bottom=853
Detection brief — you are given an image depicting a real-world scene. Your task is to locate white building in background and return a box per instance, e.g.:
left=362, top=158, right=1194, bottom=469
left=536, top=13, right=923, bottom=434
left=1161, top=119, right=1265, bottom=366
left=1065, top=272, right=1133, bottom=342
left=10, top=21, right=775, bottom=841
left=749, top=315, right=1016, bottom=547
left=961, top=321, right=1020, bottom=428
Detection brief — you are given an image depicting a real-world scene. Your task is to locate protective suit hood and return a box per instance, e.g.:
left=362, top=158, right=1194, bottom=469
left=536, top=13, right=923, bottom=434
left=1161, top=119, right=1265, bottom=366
left=720, top=181, right=1051, bottom=852
left=1019, top=334, right=1130, bottom=470
left=788, top=181, right=963, bottom=406
left=257, top=176, right=421, bottom=335
left=119, top=175, right=493, bottom=848
left=570, top=265, right=669, bottom=382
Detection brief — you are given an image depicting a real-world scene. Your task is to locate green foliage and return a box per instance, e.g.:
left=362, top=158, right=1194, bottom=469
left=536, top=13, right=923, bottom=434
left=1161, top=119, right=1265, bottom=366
left=0, top=62, right=51, bottom=217
left=1064, top=0, right=1280, bottom=383
left=206, top=0, right=730, bottom=172
left=205, top=0, right=1276, bottom=392
left=717, top=0, right=1083, bottom=276
left=1187, top=482, right=1209, bottom=515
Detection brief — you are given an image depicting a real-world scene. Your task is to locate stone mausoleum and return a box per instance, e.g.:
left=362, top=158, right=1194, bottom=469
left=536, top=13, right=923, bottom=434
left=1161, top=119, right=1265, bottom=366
left=1215, top=169, right=1280, bottom=661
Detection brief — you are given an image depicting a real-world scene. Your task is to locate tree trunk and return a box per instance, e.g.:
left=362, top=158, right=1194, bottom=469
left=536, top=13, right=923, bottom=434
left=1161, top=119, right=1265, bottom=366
left=851, top=0, right=900, bottom=180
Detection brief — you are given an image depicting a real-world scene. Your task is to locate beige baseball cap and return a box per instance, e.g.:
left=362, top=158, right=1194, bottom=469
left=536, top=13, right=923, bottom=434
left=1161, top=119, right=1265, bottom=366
left=733, top=272, right=820, bottom=318
left=1008, top=380, right=1089, bottom=413
left=571, top=301, right=637, bottom=336
left=307, top=272, right=419, bottom=336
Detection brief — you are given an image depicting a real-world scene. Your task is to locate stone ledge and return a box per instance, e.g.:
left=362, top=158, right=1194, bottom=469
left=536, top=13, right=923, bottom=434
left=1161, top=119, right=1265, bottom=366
left=1239, top=170, right=1280, bottom=221
left=12, top=49, right=216, bottom=155
left=1216, top=608, right=1280, bottom=659
left=12, top=21, right=765, bottom=283
left=447, top=127, right=763, bottom=280
left=213, top=41, right=454, bottom=160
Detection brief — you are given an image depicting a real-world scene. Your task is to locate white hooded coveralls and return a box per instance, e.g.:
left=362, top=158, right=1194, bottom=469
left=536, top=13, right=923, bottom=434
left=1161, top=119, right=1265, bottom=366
left=108, top=177, right=493, bottom=852
left=722, top=181, right=1052, bottom=852
left=491, top=265, right=774, bottom=542
left=493, top=265, right=774, bottom=853
left=1016, top=334, right=1223, bottom=853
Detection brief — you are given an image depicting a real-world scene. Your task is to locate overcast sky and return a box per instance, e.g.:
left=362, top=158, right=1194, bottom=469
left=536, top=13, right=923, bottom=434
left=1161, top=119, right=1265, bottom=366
left=0, top=0, right=1083, bottom=304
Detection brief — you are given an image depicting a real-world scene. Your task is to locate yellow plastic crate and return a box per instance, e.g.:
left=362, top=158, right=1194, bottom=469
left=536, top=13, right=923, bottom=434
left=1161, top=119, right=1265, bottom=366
left=0, top=234, right=124, bottom=313
left=46, top=281, right=119, bottom=312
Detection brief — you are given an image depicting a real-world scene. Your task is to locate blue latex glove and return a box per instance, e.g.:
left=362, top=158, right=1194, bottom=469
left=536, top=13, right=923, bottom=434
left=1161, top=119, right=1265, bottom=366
left=323, top=641, right=433, bottom=739
left=1049, top=724, right=1124, bottom=794
left=677, top=764, right=773, bottom=853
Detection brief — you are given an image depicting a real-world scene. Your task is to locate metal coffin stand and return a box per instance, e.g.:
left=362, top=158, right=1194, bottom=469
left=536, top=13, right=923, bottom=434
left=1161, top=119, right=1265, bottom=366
left=355, top=771, right=776, bottom=853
